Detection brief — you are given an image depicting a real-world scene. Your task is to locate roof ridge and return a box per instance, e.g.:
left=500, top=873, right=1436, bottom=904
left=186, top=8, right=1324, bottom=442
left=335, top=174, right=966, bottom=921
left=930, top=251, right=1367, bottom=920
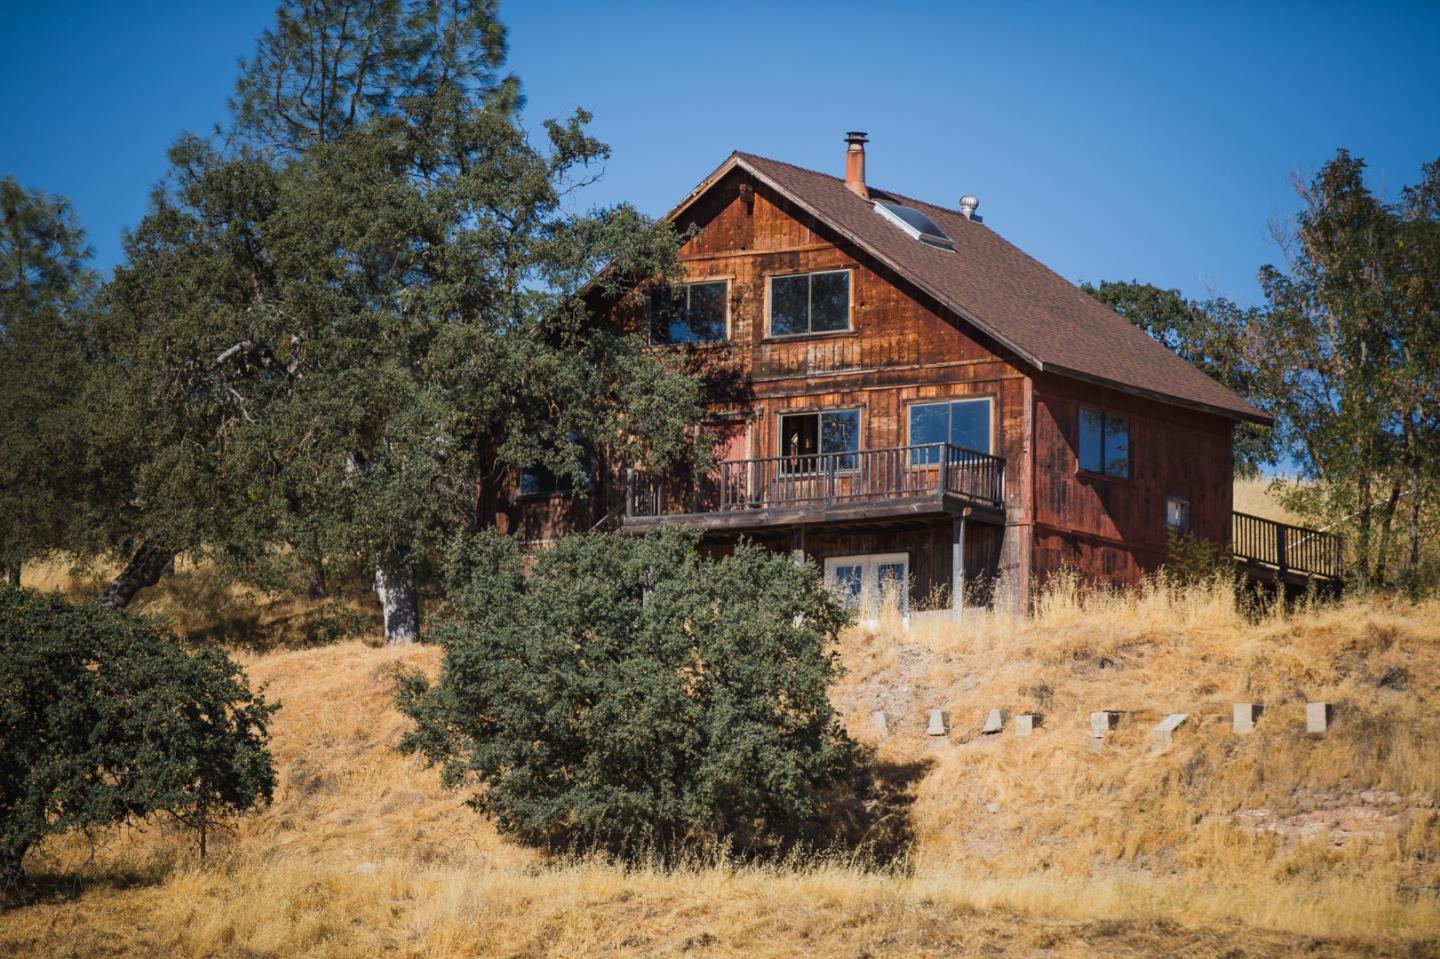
left=700, top=150, right=1266, bottom=423
left=734, top=151, right=963, bottom=216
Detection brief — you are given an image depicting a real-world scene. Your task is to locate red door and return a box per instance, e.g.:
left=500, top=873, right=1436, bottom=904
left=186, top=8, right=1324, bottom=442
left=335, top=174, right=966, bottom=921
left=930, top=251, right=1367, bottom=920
left=703, top=422, right=748, bottom=510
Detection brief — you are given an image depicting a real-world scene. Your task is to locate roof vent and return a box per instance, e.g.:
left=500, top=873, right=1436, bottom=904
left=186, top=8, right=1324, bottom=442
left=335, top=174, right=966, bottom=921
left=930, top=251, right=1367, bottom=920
left=959, top=195, right=982, bottom=222
left=874, top=201, right=954, bottom=250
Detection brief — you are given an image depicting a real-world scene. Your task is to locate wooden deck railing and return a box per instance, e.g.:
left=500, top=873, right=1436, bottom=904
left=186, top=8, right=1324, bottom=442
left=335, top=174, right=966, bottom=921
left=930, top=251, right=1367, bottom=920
left=1232, top=511, right=1344, bottom=580
left=627, top=443, right=1004, bottom=519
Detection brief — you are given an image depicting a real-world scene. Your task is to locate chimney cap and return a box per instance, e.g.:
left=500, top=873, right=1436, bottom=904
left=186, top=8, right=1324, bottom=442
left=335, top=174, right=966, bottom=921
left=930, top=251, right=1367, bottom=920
left=845, top=131, right=869, bottom=145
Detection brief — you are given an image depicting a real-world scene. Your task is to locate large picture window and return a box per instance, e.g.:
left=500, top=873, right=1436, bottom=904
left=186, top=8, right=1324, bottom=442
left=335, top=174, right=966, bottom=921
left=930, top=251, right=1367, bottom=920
left=778, top=408, right=859, bottom=472
left=650, top=280, right=728, bottom=344
left=768, top=270, right=850, bottom=336
left=1079, top=409, right=1130, bottom=478
left=908, top=398, right=992, bottom=465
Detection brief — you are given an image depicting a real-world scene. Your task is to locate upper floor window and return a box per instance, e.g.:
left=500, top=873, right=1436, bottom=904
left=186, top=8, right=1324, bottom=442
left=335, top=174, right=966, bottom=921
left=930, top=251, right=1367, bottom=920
left=650, top=279, right=728, bottom=344
left=908, top=398, right=992, bottom=465
left=1079, top=409, right=1130, bottom=478
left=768, top=270, right=850, bottom=336
left=1166, top=495, right=1191, bottom=533
left=779, top=408, right=860, bottom=472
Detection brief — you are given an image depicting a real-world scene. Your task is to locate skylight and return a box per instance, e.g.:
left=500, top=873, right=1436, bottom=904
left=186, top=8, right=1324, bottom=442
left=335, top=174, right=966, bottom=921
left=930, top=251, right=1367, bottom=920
left=874, top=202, right=954, bottom=250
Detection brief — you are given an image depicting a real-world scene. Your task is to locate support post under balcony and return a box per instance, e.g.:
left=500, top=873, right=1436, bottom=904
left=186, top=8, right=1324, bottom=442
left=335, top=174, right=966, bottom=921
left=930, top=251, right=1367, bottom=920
left=952, top=508, right=969, bottom=620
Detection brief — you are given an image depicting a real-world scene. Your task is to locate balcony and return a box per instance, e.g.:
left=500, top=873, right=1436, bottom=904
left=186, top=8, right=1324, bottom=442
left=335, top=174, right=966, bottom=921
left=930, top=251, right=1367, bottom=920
left=1232, top=511, right=1344, bottom=586
left=624, top=443, right=1005, bottom=533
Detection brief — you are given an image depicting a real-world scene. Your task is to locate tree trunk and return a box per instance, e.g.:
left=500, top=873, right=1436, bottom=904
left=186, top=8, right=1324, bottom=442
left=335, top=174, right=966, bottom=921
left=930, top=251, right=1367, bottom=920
left=0, top=842, right=27, bottom=887
left=98, top=540, right=175, bottom=610
left=3, top=562, right=18, bottom=587
left=1408, top=493, right=1421, bottom=575
left=1354, top=475, right=1373, bottom=590
left=1374, top=481, right=1402, bottom=586
left=307, top=562, right=328, bottom=599
left=374, top=554, right=419, bottom=644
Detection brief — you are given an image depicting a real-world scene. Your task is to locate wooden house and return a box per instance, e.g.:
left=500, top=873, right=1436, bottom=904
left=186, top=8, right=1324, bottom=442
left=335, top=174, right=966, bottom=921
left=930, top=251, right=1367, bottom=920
left=488, top=134, right=1341, bottom=615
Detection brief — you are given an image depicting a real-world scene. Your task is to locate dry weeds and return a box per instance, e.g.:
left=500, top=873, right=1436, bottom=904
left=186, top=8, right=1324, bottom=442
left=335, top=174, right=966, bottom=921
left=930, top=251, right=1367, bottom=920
left=4, top=552, right=1439, bottom=957
left=1234, top=476, right=1302, bottom=524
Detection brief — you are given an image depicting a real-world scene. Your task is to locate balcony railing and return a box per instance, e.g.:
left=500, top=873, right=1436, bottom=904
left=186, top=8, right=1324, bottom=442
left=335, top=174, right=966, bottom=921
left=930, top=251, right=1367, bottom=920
left=626, top=443, right=1004, bottom=519
left=1232, top=511, right=1344, bottom=580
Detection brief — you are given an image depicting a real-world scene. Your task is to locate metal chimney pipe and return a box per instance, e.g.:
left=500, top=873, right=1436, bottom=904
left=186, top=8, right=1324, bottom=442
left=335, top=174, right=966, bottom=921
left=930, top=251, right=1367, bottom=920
left=844, top=131, right=869, bottom=199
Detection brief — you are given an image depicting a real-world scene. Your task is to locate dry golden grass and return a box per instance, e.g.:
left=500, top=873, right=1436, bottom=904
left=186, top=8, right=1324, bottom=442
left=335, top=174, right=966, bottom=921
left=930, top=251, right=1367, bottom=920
left=1234, top=475, right=1303, bottom=524
left=4, top=570, right=1440, bottom=957
left=21, top=556, right=381, bottom=649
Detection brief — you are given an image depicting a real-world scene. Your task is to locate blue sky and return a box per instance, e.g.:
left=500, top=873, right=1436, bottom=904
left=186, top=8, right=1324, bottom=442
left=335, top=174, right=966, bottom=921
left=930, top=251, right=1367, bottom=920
left=3, top=1, right=1436, bottom=307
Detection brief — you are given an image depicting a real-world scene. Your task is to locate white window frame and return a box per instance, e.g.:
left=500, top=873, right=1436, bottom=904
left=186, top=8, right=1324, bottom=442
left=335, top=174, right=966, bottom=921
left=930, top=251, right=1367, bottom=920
left=649, top=277, right=731, bottom=346
left=824, top=552, right=910, bottom=628
left=1166, top=494, right=1191, bottom=533
left=765, top=268, right=853, bottom=338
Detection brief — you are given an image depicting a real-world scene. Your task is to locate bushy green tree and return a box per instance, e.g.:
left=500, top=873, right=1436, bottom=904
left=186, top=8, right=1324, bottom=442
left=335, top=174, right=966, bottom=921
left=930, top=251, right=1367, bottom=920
left=0, top=585, right=276, bottom=880
left=87, top=0, right=703, bottom=632
left=0, top=177, right=98, bottom=584
left=396, top=530, right=857, bottom=856
left=1164, top=529, right=1237, bottom=586
left=1254, top=151, right=1440, bottom=590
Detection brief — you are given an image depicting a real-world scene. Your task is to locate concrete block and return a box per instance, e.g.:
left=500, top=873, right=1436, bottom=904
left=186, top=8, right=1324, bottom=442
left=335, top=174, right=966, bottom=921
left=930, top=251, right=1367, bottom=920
left=1150, top=713, right=1189, bottom=753
left=1089, top=710, right=1120, bottom=738
left=982, top=708, right=1005, bottom=735
left=872, top=710, right=889, bottom=738
left=1232, top=702, right=1261, bottom=734
left=1306, top=702, right=1331, bottom=734
left=1015, top=713, right=1040, bottom=737
left=927, top=709, right=948, bottom=737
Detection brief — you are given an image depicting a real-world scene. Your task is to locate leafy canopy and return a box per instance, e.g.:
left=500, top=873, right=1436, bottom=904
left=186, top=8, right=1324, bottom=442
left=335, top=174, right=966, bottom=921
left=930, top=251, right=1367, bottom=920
left=396, top=530, right=857, bottom=856
left=0, top=177, right=98, bottom=578
left=1255, top=151, right=1440, bottom=589
left=0, top=585, right=276, bottom=879
left=87, top=0, right=703, bottom=597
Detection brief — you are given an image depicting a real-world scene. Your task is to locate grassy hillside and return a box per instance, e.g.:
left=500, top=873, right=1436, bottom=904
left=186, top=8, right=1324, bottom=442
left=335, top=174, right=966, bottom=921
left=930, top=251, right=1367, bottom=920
left=4, top=576, right=1438, bottom=957
left=1234, top=476, right=1303, bottom=524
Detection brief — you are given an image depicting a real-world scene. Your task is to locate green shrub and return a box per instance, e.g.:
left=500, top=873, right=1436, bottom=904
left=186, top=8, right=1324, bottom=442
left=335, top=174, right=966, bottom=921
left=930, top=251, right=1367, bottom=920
left=396, top=529, right=856, bottom=857
left=0, top=585, right=276, bottom=881
left=1165, top=529, right=1236, bottom=585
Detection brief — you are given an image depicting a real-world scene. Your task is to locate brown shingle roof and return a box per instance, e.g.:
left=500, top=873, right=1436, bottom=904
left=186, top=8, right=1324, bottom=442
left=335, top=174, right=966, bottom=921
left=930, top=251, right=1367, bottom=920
left=672, top=151, right=1269, bottom=424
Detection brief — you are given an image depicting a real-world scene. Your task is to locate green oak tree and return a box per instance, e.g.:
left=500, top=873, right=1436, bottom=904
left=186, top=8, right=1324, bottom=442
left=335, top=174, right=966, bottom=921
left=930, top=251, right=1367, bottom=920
left=0, top=177, right=98, bottom=586
left=397, top=529, right=857, bottom=857
left=89, top=0, right=703, bottom=638
left=1254, top=151, right=1440, bottom=590
left=0, top=584, right=275, bottom=880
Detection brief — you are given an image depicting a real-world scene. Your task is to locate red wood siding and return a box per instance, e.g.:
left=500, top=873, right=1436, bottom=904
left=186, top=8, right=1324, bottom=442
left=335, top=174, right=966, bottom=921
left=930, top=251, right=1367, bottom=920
left=623, top=170, right=1031, bottom=513
left=489, top=165, right=1242, bottom=609
left=1030, top=373, right=1234, bottom=586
